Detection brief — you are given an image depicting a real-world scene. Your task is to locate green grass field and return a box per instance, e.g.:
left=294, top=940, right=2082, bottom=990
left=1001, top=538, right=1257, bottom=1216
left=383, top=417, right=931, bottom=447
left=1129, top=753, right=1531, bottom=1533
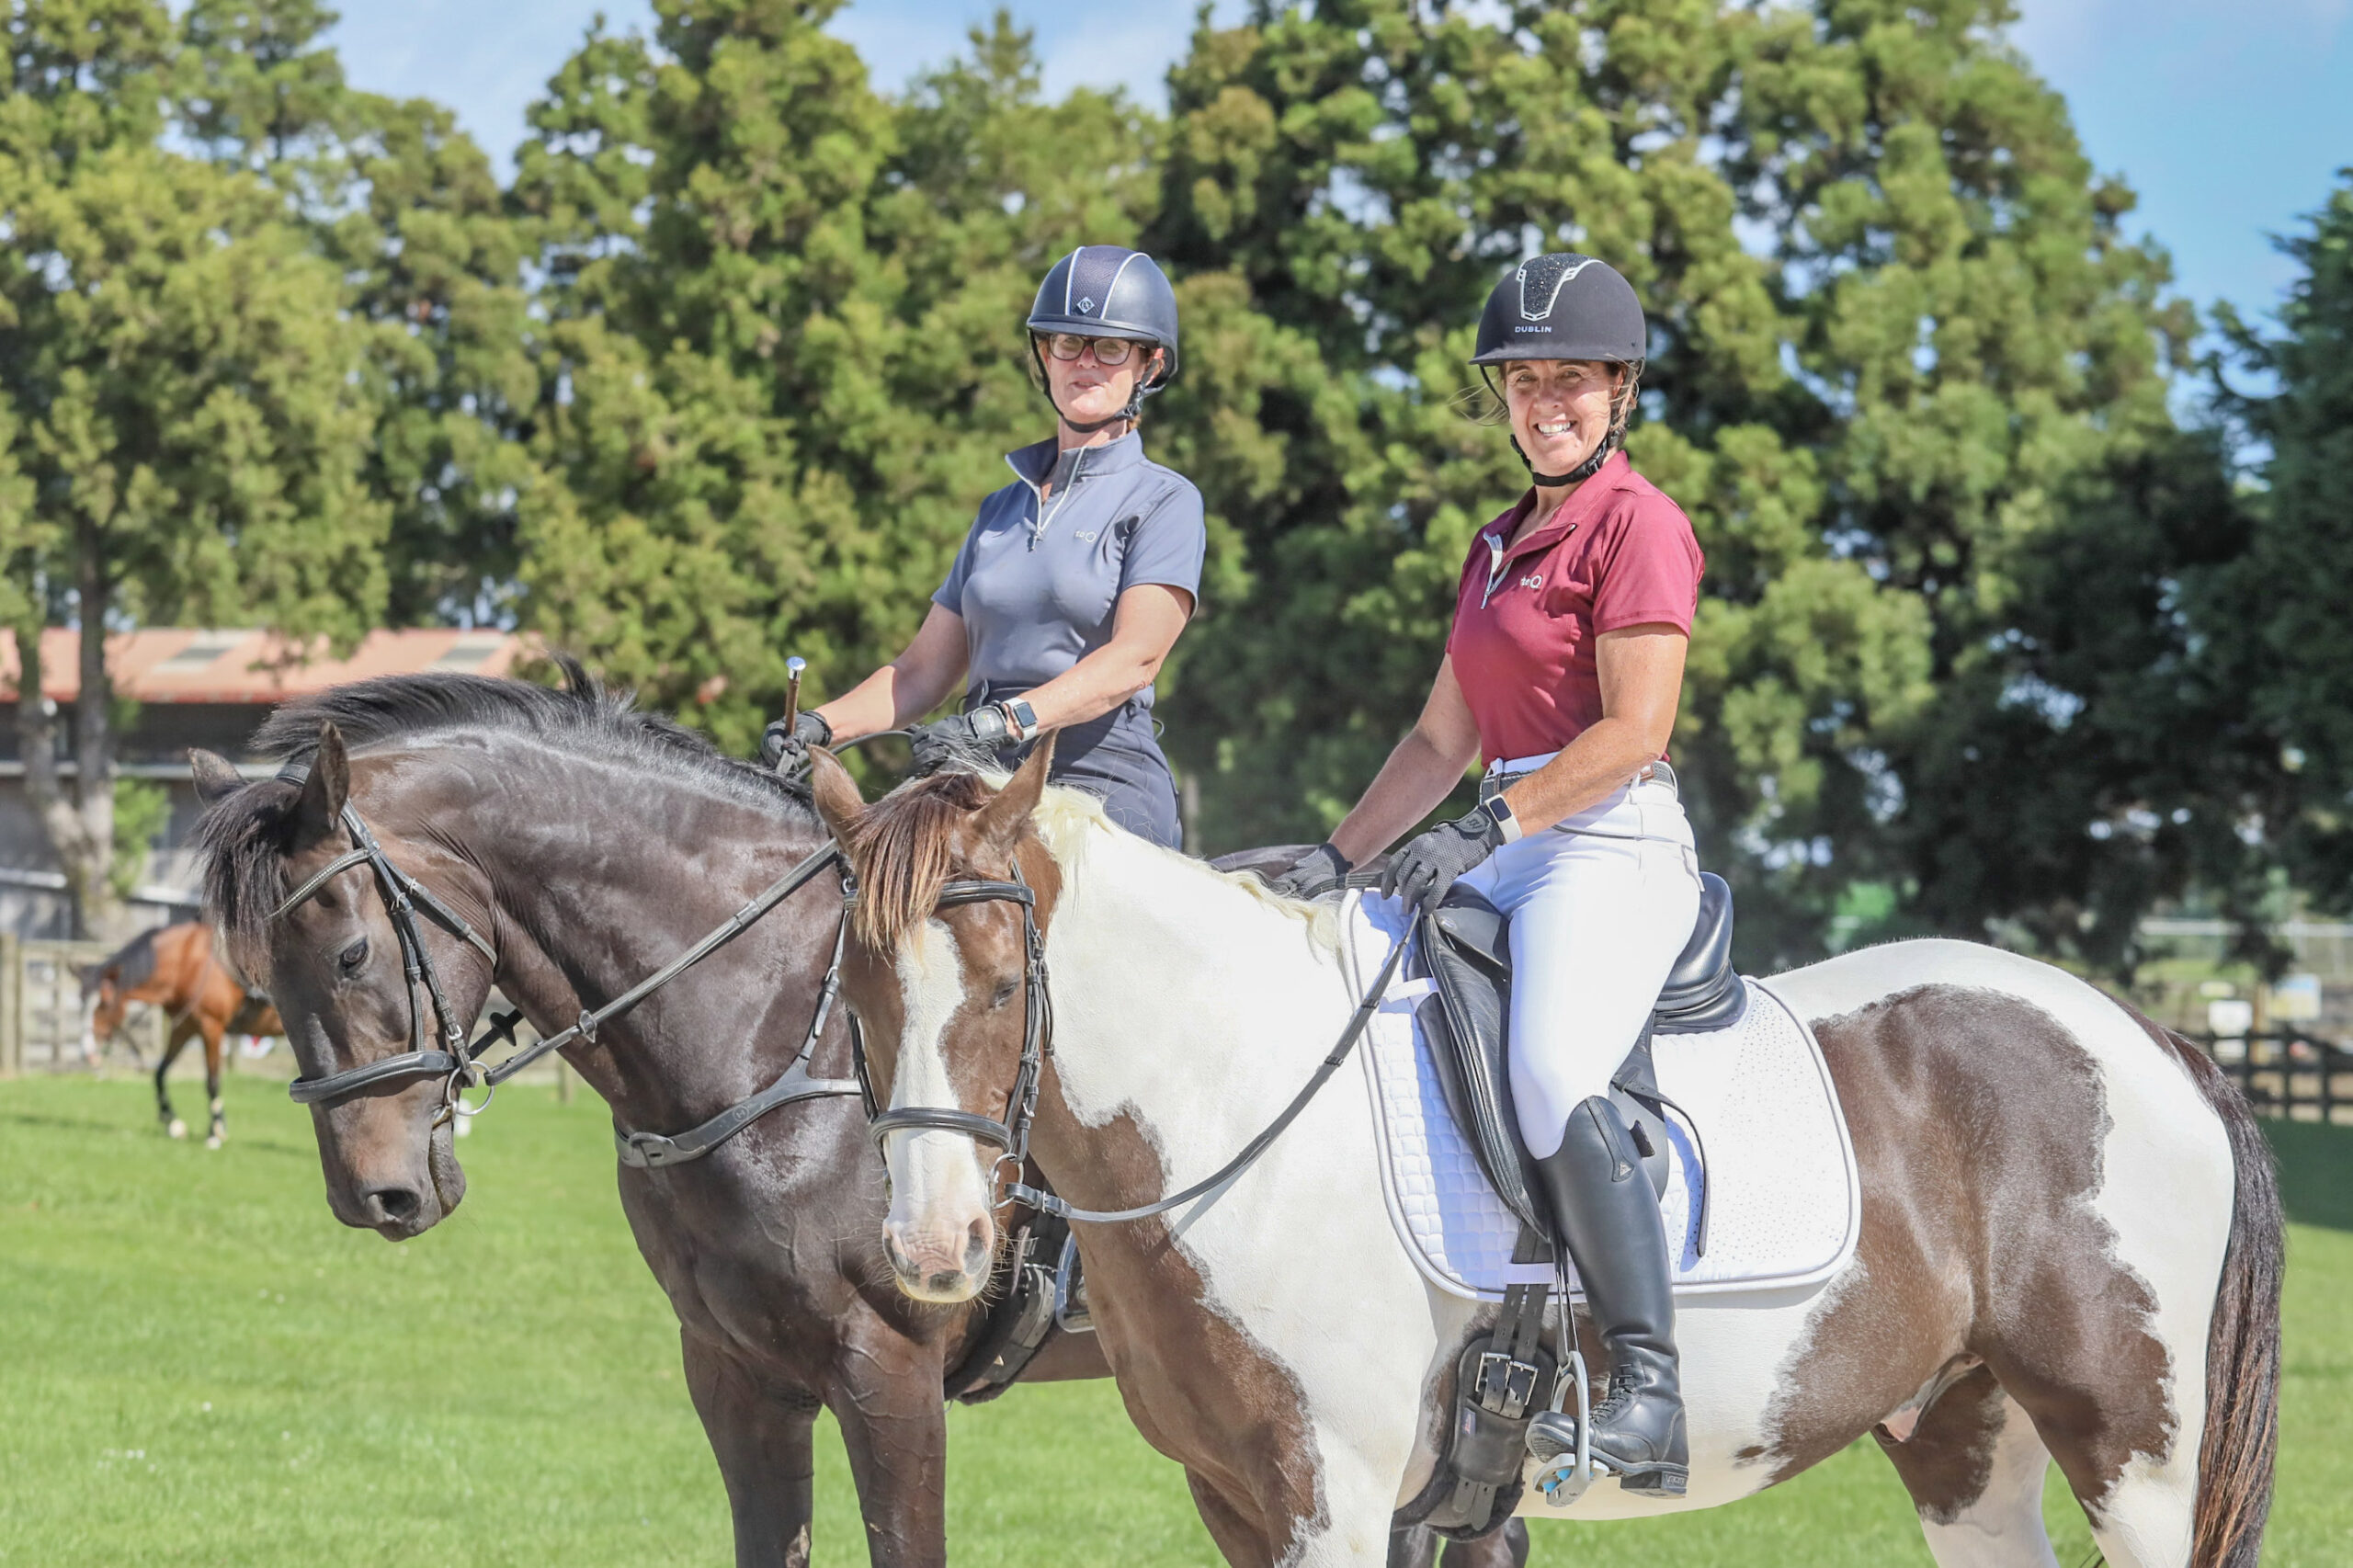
left=1, top=1075, right=2346, bottom=1565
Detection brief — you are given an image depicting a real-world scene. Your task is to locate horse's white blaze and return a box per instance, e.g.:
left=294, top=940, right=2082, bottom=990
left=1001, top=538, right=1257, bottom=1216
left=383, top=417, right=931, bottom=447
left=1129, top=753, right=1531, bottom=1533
left=1002, top=799, right=2239, bottom=1562
left=881, top=918, right=994, bottom=1296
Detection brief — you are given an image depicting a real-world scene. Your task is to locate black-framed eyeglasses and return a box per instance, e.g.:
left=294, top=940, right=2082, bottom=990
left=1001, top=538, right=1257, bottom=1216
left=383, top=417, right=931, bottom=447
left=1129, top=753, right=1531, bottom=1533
left=1037, top=333, right=1144, bottom=366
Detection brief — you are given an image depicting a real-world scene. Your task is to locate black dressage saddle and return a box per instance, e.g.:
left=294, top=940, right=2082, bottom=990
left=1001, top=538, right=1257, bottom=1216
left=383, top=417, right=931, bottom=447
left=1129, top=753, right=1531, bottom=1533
left=1409, top=872, right=1744, bottom=1244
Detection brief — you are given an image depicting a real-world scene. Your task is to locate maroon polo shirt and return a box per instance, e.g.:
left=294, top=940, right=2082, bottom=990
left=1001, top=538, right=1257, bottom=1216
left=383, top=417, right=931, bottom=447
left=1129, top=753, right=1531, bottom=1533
left=1444, top=452, right=1704, bottom=767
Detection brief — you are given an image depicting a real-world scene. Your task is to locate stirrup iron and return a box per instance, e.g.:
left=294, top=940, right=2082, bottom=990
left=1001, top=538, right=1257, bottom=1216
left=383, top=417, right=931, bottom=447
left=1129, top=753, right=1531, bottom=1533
left=1532, top=1346, right=1598, bottom=1506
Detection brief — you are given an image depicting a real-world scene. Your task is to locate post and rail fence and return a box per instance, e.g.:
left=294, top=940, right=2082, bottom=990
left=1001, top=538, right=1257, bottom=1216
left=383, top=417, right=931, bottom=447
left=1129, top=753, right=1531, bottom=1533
left=2189, top=1029, right=2352, bottom=1126
left=0, top=937, right=569, bottom=1096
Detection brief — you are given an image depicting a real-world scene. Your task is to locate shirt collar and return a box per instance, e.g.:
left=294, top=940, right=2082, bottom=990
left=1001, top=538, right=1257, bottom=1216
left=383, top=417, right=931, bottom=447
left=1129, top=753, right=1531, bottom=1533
left=1006, top=430, right=1144, bottom=486
left=1483, top=450, right=1634, bottom=562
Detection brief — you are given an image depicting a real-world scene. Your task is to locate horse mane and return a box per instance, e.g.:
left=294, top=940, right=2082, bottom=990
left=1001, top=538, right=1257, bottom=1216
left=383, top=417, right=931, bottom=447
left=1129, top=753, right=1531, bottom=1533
left=846, top=766, right=1340, bottom=956
left=197, top=658, right=813, bottom=966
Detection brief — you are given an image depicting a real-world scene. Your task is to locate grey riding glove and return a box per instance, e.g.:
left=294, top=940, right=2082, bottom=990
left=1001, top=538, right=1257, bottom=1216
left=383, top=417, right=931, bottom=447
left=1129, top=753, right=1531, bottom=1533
left=760, top=710, right=833, bottom=777
left=1381, top=805, right=1512, bottom=911
left=908, top=704, right=1015, bottom=776
left=1265, top=842, right=1352, bottom=900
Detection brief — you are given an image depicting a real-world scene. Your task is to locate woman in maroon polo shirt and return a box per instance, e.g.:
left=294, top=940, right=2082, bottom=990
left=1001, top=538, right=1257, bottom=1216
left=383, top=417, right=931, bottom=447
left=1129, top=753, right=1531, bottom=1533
left=1268, top=254, right=1705, bottom=1496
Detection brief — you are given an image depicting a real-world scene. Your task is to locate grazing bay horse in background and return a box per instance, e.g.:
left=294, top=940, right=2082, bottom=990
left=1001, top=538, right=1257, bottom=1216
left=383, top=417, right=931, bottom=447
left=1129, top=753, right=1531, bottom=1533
left=81, top=920, right=283, bottom=1147
left=818, top=744, right=2284, bottom=1568
left=188, top=671, right=1523, bottom=1568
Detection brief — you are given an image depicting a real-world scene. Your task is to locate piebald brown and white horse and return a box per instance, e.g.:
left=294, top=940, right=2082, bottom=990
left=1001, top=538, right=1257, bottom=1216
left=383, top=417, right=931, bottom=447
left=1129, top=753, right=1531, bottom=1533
left=811, top=744, right=2282, bottom=1568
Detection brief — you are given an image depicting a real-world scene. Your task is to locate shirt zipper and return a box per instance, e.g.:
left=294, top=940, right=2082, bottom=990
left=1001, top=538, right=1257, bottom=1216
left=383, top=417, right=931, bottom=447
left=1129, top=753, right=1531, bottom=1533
left=1027, top=447, right=1089, bottom=551
left=1478, top=518, right=1575, bottom=608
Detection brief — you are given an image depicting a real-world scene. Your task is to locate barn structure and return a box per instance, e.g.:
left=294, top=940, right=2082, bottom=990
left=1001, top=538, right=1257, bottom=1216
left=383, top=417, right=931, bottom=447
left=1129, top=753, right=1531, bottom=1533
left=0, top=629, right=527, bottom=937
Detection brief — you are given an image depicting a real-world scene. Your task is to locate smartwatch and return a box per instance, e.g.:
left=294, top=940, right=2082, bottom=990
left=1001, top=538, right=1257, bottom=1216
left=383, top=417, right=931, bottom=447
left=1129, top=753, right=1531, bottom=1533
left=999, top=697, right=1040, bottom=742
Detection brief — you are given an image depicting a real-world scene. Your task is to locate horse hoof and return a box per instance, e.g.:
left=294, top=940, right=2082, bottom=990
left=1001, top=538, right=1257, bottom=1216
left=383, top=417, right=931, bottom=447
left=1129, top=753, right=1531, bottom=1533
left=205, top=1134, right=223, bottom=1151
left=167, top=1119, right=188, bottom=1140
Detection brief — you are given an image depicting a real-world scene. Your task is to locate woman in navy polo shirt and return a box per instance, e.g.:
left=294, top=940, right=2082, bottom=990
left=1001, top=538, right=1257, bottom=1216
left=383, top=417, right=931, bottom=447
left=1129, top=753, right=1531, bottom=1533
left=763, top=247, right=1205, bottom=847
left=1269, top=255, right=1706, bottom=1495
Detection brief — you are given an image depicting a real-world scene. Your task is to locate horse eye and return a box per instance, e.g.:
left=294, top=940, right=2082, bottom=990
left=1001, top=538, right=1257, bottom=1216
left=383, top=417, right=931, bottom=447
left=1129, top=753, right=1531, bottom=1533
left=991, top=979, right=1019, bottom=1009
left=339, top=937, right=369, bottom=972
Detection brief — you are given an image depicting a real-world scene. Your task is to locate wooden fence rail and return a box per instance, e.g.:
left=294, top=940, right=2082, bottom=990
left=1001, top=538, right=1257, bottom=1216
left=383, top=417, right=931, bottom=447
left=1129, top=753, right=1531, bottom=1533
left=0, top=937, right=150, bottom=1075
left=0, top=938, right=563, bottom=1093
left=2193, top=1030, right=2353, bottom=1126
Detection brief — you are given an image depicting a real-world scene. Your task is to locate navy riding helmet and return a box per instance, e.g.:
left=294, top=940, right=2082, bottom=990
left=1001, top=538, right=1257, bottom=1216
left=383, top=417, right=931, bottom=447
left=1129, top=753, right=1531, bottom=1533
left=1471, top=254, right=1648, bottom=485
left=1028, top=245, right=1180, bottom=432
left=1470, top=253, right=1646, bottom=366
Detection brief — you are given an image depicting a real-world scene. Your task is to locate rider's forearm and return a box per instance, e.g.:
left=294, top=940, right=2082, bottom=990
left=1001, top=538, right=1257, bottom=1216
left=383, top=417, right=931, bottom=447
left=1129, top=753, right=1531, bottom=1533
left=1495, top=718, right=1667, bottom=835
left=813, top=608, right=969, bottom=743
left=1018, top=642, right=1164, bottom=732
left=1327, top=727, right=1478, bottom=869
left=815, top=658, right=961, bottom=742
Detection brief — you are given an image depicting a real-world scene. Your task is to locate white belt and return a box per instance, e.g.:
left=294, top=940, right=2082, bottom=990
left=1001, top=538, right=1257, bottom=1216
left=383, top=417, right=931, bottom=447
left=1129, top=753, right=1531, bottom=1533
left=1482, top=752, right=1677, bottom=799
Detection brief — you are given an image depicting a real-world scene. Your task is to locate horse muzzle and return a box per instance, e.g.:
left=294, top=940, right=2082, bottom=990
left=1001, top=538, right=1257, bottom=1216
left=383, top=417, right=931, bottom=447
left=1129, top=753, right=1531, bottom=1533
left=881, top=1210, right=995, bottom=1301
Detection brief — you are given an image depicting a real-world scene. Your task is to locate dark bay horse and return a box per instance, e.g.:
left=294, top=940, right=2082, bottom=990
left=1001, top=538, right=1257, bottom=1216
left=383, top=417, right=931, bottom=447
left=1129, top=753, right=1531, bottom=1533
left=815, top=745, right=2283, bottom=1568
left=190, top=673, right=1520, bottom=1568
left=81, top=920, right=284, bottom=1146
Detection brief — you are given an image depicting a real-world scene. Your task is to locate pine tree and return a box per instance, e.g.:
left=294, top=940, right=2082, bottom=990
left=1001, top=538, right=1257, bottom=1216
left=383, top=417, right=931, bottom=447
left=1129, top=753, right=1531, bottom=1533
left=1143, top=0, right=2234, bottom=965
left=514, top=4, right=1161, bottom=756
left=2215, top=171, right=2353, bottom=918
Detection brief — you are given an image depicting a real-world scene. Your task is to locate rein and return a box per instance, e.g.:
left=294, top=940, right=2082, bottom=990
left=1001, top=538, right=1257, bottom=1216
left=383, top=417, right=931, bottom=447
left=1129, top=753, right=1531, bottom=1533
left=870, top=864, right=1409, bottom=1227
left=272, top=787, right=858, bottom=1147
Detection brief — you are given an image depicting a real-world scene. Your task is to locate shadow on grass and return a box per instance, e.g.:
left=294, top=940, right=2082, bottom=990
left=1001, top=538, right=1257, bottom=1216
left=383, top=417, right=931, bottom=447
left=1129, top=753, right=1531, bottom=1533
left=2263, top=1119, right=2353, bottom=1232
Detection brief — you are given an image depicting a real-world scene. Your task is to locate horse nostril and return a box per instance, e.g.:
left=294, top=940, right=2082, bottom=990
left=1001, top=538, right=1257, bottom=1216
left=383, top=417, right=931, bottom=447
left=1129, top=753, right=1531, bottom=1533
left=367, top=1186, right=421, bottom=1223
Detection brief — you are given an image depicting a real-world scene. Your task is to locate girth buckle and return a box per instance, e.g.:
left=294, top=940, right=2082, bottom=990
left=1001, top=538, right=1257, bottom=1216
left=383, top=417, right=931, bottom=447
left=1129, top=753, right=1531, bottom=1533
left=1473, top=1349, right=1541, bottom=1420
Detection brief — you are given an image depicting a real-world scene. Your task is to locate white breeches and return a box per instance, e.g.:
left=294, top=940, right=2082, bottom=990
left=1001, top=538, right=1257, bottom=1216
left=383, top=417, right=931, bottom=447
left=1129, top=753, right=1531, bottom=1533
left=1455, top=764, right=1701, bottom=1160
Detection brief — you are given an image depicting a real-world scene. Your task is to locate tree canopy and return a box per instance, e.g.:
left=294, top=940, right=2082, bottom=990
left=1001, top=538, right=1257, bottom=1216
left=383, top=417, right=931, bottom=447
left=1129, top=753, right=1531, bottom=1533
left=1, top=0, right=2336, bottom=965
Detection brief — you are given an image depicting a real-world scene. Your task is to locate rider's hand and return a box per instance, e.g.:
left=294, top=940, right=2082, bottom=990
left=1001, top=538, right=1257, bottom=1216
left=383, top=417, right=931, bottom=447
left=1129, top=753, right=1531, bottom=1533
left=761, top=710, right=834, bottom=777
left=1264, top=842, right=1352, bottom=900
left=1381, top=805, right=1512, bottom=911
left=907, top=704, right=1015, bottom=776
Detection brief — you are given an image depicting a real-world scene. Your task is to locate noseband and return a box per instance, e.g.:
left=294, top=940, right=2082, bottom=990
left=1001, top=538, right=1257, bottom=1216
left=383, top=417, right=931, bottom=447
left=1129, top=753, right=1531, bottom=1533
left=865, top=867, right=1053, bottom=1187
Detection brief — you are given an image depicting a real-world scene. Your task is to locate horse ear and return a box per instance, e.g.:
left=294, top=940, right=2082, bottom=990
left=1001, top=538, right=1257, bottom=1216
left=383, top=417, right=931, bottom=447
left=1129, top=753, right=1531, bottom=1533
left=188, top=749, right=243, bottom=804
left=291, top=724, right=349, bottom=846
left=808, top=747, right=866, bottom=849
left=974, top=733, right=1057, bottom=858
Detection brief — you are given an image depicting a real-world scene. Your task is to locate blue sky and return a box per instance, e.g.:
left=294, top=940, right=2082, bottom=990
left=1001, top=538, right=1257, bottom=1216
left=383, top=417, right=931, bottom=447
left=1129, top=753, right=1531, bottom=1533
left=323, top=0, right=2351, bottom=331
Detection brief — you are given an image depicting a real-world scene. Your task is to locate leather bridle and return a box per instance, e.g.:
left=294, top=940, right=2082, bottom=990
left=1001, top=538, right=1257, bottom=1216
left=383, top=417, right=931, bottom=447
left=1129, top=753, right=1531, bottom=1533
left=270, top=778, right=858, bottom=1148
left=273, top=797, right=498, bottom=1116
left=866, top=858, right=1410, bottom=1226
left=865, top=866, right=1053, bottom=1193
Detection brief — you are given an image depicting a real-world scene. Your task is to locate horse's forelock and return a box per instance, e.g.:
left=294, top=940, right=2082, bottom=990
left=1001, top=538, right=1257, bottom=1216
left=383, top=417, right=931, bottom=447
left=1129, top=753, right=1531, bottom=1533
left=193, top=776, right=305, bottom=975
left=845, top=772, right=998, bottom=952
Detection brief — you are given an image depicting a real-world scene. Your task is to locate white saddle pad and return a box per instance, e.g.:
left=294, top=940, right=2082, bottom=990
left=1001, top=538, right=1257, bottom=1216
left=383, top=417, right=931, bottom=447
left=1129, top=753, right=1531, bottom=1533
left=1341, top=892, right=1859, bottom=1301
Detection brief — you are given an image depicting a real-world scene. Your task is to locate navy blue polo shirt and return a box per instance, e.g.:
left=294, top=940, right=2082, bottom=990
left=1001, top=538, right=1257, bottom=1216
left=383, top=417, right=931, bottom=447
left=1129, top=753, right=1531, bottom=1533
left=933, top=432, right=1205, bottom=722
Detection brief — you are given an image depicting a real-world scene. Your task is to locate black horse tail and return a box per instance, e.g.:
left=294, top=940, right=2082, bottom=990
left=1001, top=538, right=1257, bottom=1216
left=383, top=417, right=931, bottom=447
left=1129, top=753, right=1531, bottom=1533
left=2137, top=1010, right=2283, bottom=1568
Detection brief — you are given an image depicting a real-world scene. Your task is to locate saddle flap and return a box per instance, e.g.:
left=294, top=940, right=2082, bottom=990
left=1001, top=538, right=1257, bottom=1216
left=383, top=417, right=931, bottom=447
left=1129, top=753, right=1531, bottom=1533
left=1417, top=895, right=1551, bottom=1237
left=1431, top=892, right=1510, bottom=974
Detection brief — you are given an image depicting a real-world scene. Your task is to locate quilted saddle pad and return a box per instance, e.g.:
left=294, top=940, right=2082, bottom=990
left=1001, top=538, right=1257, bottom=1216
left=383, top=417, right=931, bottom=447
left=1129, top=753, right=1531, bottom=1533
left=1341, top=891, right=1860, bottom=1301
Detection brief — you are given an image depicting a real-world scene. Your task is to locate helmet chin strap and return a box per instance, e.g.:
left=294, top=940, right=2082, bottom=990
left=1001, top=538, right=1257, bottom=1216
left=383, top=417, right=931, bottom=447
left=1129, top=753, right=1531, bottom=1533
left=1512, top=431, right=1618, bottom=489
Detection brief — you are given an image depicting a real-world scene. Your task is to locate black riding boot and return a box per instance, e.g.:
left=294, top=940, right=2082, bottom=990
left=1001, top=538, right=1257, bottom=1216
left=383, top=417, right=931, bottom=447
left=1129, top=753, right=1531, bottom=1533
left=1523, top=1096, right=1688, bottom=1496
